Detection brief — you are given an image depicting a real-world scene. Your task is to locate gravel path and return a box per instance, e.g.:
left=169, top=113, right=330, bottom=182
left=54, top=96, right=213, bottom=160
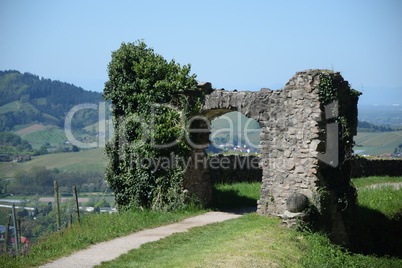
left=39, top=210, right=251, bottom=268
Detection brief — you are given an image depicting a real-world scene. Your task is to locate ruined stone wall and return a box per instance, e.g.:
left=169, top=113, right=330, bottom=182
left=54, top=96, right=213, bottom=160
left=186, top=69, right=359, bottom=245
left=257, top=71, right=324, bottom=216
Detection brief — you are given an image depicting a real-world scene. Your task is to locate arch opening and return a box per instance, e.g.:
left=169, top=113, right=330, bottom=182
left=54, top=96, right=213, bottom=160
left=206, top=111, right=262, bottom=210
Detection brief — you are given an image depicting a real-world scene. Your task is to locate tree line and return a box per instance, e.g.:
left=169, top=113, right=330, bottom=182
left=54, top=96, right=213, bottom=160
left=357, top=120, right=395, bottom=132
left=0, top=132, right=52, bottom=160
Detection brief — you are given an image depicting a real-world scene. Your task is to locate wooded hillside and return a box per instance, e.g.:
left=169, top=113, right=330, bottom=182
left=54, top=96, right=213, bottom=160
left=0, top=70, right=103, bottom=132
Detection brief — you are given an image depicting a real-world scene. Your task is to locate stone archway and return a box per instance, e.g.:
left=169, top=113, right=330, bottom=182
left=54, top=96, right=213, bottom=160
left=185, top=69, right=360, bottom=245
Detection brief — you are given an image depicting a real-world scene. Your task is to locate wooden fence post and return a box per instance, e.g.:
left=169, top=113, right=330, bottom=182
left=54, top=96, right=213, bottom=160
left=17, top=218, right=22, bottom=244
left=69, top=214, right=73, bottom=228
left=73, top=186, right=80, bottom=224
left=54, top=180, right=61, bottom=231
left=11, top=204, right=19, bottom=256
left=4, top=214, right=11, bottom=253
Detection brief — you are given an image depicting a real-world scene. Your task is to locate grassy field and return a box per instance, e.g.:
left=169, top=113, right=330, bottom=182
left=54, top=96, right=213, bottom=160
left=354, top=130, right=402, bottom=156
left=212, top=182, right=261, bottom=209
left=19, top=125, right=67, bottom=149
left=0, top=148, right=107, bottom=177
left=13, top=122, right=99, bottom=149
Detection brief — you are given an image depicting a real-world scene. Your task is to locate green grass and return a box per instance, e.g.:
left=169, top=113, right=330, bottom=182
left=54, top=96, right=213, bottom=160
left=1, top=208, right=206, bottom=268
left=0, top=148, right=107, bottom=177
left=98, top=213, right=401, bottom=268
left=99, top=179, right=402, bottom=267
left=300, top=231, right=401, bottom=267
left=354, top=130, right=402, bottom=156
left=357, top=186, right=402, bottom=218
left=212, top=182, right=261, bottom=209
left=352, top=176, right=402, bottom=218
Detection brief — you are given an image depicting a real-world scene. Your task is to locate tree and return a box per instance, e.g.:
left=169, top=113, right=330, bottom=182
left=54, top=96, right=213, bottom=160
left=34, top=145, right=48, bottom=156
left=17, top=208, right=29, bottom=218
left=103, top=41, right=205, bottom=211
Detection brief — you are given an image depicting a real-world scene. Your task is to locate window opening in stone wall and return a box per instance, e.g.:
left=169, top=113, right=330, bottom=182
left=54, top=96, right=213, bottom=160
left=207, top=111, right=261, bottom=154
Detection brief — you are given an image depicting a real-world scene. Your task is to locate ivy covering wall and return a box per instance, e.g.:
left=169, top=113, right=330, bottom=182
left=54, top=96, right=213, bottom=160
left=103, top=41, right=205, bottom=211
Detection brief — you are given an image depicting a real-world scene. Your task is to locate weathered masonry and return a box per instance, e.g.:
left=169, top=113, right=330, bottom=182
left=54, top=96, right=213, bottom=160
left=185, top=69, right=360, bottom=245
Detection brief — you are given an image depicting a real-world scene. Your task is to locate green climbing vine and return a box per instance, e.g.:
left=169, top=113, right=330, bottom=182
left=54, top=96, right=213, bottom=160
left=103, top=41, right=205, bottom=211
left=318, top=71, right=338, bottom=106
left=318, top=71, right=361, bottom=141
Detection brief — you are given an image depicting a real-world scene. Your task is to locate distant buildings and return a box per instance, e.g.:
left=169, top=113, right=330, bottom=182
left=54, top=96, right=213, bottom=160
left=213, top=143, right=260, bottom=154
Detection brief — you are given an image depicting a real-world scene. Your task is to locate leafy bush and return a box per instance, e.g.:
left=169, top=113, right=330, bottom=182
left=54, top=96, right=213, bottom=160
left=0, top=132, right=32, bottom=155
left=104, top=41, right=205, bottom=211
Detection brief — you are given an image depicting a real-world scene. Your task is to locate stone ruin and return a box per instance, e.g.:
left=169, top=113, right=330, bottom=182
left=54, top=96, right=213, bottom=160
left=184, top=69, right=359, bottom=245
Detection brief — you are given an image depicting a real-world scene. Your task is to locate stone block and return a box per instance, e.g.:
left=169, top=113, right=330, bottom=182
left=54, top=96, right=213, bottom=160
left=286, top=192, right=309, bottom=213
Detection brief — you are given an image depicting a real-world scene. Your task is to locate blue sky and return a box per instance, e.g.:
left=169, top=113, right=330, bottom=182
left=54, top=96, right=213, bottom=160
left=1, top=0, right=401, bottom=105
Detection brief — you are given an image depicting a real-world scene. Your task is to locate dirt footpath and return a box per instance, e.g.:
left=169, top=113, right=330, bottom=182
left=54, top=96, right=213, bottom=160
left=39, top=210, right=249, bottom=268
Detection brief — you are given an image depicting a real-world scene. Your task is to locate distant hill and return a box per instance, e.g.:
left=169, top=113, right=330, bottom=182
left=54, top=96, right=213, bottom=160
left=0, top=70, right=103, bottom=132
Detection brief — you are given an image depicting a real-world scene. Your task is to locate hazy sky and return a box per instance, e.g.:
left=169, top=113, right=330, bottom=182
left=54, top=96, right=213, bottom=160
left=1, top=0, right=401, bottom=104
